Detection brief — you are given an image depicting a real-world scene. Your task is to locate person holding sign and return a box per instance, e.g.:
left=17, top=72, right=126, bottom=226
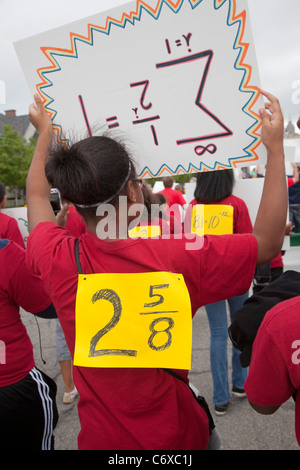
left=25, top=90, right=287, bottom=450
left=185, top=169, right=253, bottom=416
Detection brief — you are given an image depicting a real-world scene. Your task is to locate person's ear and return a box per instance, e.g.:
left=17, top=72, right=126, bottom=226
left=126, top=181, right=137, bottom=203
left=0, top=195, right=6, bottom=208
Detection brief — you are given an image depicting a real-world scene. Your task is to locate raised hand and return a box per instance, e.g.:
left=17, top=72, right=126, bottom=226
left=259, top=90, right=284, bottom=153
left=29, top=93, right=52, bottom=135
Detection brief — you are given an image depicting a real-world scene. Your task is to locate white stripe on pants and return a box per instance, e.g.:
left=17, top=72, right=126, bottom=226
left=29, top=367, right=54, bottom=450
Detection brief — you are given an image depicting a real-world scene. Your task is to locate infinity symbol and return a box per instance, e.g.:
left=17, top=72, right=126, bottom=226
left=194, top=144, right=217, bottom=156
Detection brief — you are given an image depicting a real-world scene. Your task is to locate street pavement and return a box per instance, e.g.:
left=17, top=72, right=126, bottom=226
left=21, top=300, right=300, bottom=451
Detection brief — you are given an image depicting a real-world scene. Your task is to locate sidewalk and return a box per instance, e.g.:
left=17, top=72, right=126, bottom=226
left=21, top=305, right=299, bottom=451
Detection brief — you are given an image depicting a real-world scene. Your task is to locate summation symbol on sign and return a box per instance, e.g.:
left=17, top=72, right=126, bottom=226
left=156, top=49, right=233, bottom=155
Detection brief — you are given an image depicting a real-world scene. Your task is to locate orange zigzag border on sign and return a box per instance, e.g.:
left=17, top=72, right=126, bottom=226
left=36, top=0, right=184, bottom=144
left=227, top=0, right=262, bottom=168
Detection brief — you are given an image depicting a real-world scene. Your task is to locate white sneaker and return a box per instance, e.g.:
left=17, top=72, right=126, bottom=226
left=232, top=386, right=247, bottom=398
left=63, top=387, right=79, bottom=404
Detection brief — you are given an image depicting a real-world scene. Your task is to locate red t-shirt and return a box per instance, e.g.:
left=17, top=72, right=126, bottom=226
left=270, top=253, right=283, bottom=269
left=0, top=212, right=25, bottom=248
left=185, top=194, right=253, bottom=234
left=65, top=206, right=86, bottom=237
left=0, top=240, right=51, bottom=387
left=244, top=297, right=300, bottom=445
left=158, top=188, right=186, bottom=223
left=288, top=177, right=295, bottom=188
left=26, top=222, right=257, bottom=450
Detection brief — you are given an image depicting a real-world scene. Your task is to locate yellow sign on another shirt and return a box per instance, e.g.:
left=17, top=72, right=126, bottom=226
left=191, top=204, right=234, bottom=235
left=74, top=271, right=192, bottom=369
left=128, top=224, right=161, bottom=239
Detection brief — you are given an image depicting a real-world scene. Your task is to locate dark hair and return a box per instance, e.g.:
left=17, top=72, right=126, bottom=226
left=162, top=176, right=174, bottom=188
left=150, top=192, right=168, bottom=221
left=194, top=169, right=234, bottom=203
left=152, top=193, right=166, bottom=205
left=45, top=135, right=137, bottom=219
left=0, top=182, right=6, bottom=203
left=141, top=185, right=152, bottom=222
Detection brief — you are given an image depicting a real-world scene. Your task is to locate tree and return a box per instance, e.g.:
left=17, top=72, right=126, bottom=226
left=147, top=173, right=194, bottom=188
left=0, top=125, right=36, bottom=205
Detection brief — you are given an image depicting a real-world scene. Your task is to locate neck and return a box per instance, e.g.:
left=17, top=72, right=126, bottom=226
left=85, top=212, right=129, bottom=241
left=84, top=199, right=142, bottom=240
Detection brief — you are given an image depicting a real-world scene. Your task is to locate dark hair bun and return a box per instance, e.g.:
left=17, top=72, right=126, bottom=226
left=45, top=135, right=136, bottom=208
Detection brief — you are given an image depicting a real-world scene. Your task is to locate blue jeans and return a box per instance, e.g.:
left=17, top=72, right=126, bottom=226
left=289, top=205, right=300, bottom=233
left=205, top=293, right=248, bottom=406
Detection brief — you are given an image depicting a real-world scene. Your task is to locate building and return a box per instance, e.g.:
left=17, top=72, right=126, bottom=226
left=0, top=109, right=36, bottom=141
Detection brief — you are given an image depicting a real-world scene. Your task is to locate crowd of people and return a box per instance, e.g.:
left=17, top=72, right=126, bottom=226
left=1, top=90, right=300, bottom=450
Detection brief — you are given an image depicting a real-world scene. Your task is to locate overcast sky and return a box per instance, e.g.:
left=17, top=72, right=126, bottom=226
left=0, top=0, right=299, bottom=125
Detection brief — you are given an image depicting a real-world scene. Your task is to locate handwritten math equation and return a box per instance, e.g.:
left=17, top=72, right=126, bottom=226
left=74, top=272, right=192, bottom=369
left=78, top=32, right=232, bottom=158
left=191, top=204, right=234, bottom=235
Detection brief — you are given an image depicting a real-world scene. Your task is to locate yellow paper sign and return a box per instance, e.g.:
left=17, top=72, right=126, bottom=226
left=74, top=271, right=192, bottom=369
left=191, top=204, right=233, bottom=235
left=128, top=225, right=161, bottom=239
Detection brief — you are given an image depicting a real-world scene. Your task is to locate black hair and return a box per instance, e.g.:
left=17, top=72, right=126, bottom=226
left=150, top=192, right=168, bottom=221
left=140, top=185, right=152, bottom=222
left=152, top=193, right=166, bottom=205
left=45, top=135, right=137, bottom=219
left=194, top=169, right=234, bottom=203
left=0, top=182, right=6, bottom=203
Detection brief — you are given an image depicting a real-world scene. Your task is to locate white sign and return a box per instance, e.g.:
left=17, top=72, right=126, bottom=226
left=2, top=207, right=29, bottom=245
left=15, top=0, right=265, bottom=178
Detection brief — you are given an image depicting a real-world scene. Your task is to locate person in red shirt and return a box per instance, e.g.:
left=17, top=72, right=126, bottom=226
left=0, top=238, right=58, bottom=449
left=24, top=91, right=287, bottom=450
left=158, top=176, right=186, bottom=228
left=244, top=296, right=300, bottom=446
left=55, top=202, right=86, bottom=404
left=130, top=184, right=181, bottom=238
left=0, top=182, right=25, bottom=248
left=151, top=192, right=178, bottom=235
left=185, top=170, right=253, bottom=416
